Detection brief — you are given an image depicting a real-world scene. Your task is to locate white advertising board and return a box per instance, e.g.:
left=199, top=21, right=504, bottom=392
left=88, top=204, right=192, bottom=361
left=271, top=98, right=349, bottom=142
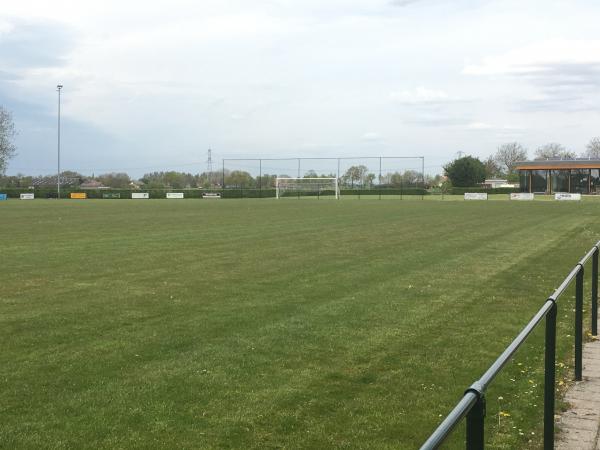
left=166, top=192, right=184, bottom=199
left=464, top=193, right=488, bottom=200
left=555, top=193, right=581, bottom=201
left=132, top=192, right=149, bottom=199
left=20, top=193, right=35, bottom=200
left=510, top=193, right=534, bottom=201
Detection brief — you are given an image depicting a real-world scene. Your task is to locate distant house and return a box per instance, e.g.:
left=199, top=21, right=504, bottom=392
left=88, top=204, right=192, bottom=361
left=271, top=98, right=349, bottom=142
left=482, top=179, right=516, bottom=189
left=80, top=180, right=108, bottom=189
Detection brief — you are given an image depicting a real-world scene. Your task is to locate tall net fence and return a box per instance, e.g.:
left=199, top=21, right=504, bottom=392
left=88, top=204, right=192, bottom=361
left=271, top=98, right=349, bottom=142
left=221, top=157, right=425, bottom=198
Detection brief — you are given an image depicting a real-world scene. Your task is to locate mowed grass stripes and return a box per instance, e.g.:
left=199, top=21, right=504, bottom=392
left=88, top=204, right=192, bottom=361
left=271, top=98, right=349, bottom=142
left=1, top=199, right=599, bottom=448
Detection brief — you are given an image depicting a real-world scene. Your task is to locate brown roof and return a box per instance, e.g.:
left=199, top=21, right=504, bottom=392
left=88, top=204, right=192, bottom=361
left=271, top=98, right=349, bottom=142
left=516, top=160, right=600, bottom=170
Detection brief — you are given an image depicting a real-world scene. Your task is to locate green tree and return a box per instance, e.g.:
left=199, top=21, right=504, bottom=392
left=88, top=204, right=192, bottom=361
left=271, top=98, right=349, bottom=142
left=0, top=173, right=33, bottom=188
left=256, top=173, right=277, bottom=188
left=198, top=171, right=224, bottom=188
left=342, top=165, right=368, bottom=187
left=97, top=172, right=131, bottom=189
left=401, top=170, right=422, bottom=187
left=225, top=170, right=255, bottom=188
left=141, top=171, right=196, bottom=189
left=389, top=172, right=403, bottom=187
left=365, top=173, right=376, bottom=188
left=0, top=107, right=17, bottom=175
left=444, top=156, right=486, bottom=187
left=140, top=172, right=164, bottom=188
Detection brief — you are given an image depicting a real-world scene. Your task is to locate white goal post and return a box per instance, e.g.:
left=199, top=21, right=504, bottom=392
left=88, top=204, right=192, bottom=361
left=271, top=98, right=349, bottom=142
left=275, top=177, right=340, bottom=199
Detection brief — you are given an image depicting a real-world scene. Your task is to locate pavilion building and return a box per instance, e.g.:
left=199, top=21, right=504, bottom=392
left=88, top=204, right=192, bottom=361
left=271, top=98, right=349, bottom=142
left=516, top=159, right=600, bottom=194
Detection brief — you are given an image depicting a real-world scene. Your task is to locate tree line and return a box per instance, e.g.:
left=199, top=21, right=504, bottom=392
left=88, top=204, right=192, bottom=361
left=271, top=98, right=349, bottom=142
left=0, top=167, right=436, bottom=189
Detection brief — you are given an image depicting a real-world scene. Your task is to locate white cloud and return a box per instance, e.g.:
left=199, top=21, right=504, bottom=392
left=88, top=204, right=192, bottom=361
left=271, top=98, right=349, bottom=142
left=362, top=132, right=382, bottom=141
left=466, top=122, right=492, bottom=130
left=389, top=0, right=424, bottom=6
left=389, top=87, right=452, bottom=104
left=0, top=19, right=15, bottom=35
left=463, top=39, right=600, bottom=75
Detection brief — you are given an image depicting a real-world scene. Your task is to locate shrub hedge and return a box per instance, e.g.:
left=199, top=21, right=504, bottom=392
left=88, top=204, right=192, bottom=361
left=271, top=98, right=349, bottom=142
left=448, top=187, right=520, bottom=195
left=0, top=186, right=519, bottom=198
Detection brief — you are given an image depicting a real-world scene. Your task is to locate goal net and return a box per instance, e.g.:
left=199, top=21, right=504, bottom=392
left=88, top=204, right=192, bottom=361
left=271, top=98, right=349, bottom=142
left=275, top=178, right=340, bottom=199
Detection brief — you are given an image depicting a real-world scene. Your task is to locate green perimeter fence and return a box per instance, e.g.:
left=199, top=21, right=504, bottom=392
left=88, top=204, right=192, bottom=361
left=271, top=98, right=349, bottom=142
left=421, top=241, right=600, bottom=449
left=0, top=187, right=519, bottom=199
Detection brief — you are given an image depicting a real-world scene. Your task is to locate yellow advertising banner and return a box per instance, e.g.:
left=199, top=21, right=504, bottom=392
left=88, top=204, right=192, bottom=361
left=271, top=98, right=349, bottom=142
left=70, top=193, right=87, bottom=199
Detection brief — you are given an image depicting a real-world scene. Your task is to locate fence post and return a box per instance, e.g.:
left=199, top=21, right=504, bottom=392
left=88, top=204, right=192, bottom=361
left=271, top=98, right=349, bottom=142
left=544, top=300, right=557, bottom=450
left=259, top=159, right=262, bottom=198
left=593, top=248, right=598, bottom=336
left=379, top=156, right=382, bottom=201
left=575, top=266, right=584, bottom=381
left=466, top=393, right=485, bottom=449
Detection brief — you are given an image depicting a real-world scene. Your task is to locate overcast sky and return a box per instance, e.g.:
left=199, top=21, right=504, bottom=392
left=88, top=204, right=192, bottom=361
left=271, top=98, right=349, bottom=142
left=1, top=0, right=600, bottom=177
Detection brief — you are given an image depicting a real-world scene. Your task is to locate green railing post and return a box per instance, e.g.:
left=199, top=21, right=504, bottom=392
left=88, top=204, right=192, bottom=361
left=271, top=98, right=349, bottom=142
left=466, top=393, right=485, bottom=450
left=544, top=300, right=557, bottom=450
left=575, top=267, right=584, bottom=381
left=593, top=248, right=598, bottom=336
left=420, top=242, right=600, bottom=449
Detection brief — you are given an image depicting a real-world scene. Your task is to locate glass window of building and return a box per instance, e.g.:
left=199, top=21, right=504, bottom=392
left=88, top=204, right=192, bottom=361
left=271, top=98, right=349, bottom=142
left=591, top=169, right=600, bottom=194
left=531, top=170, right=548, bottom=193
left=520, top=171, right=530, bottom=193
left=552, top=170, right=570, bottom=193
left=571, top=169, right=589, bottom=194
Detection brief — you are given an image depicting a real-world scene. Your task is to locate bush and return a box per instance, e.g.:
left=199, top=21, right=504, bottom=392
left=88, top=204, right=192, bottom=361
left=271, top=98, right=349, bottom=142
left=341, top=188, right=428, bottom=196
left=444, top=156, right=486, bottom=187
left=449, top=187, right=519, bottom=195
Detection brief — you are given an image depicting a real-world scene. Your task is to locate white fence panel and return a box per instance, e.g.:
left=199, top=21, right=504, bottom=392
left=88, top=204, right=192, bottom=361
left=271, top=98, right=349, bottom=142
left=555, top=193, right=581, bottom=201
left=510, top=193, right=534, bottom=201
left=464, top=193, right=488, bottom=200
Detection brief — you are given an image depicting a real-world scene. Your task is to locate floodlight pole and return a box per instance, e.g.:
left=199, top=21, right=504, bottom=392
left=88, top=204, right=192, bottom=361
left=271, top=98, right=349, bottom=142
left=57, top=84, right=63, bottom=199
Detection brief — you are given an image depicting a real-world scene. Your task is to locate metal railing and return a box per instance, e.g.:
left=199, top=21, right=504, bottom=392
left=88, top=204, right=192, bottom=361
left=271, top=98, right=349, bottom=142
left=421, top=241, right=600, bottom=450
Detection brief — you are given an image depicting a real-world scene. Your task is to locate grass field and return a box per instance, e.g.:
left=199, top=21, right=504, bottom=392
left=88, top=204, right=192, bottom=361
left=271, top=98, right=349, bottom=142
left=1, top=198, right=599, bottom=449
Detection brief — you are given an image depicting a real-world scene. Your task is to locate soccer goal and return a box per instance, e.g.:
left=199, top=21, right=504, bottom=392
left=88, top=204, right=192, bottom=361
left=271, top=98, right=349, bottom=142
left=275, top=177, right=340, bottom=199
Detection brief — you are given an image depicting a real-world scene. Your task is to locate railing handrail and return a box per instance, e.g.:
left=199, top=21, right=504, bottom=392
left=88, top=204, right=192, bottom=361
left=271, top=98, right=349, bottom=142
left=477, top=299, right=555, bottom=392
left=420, top=240, right=600, bottom=450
